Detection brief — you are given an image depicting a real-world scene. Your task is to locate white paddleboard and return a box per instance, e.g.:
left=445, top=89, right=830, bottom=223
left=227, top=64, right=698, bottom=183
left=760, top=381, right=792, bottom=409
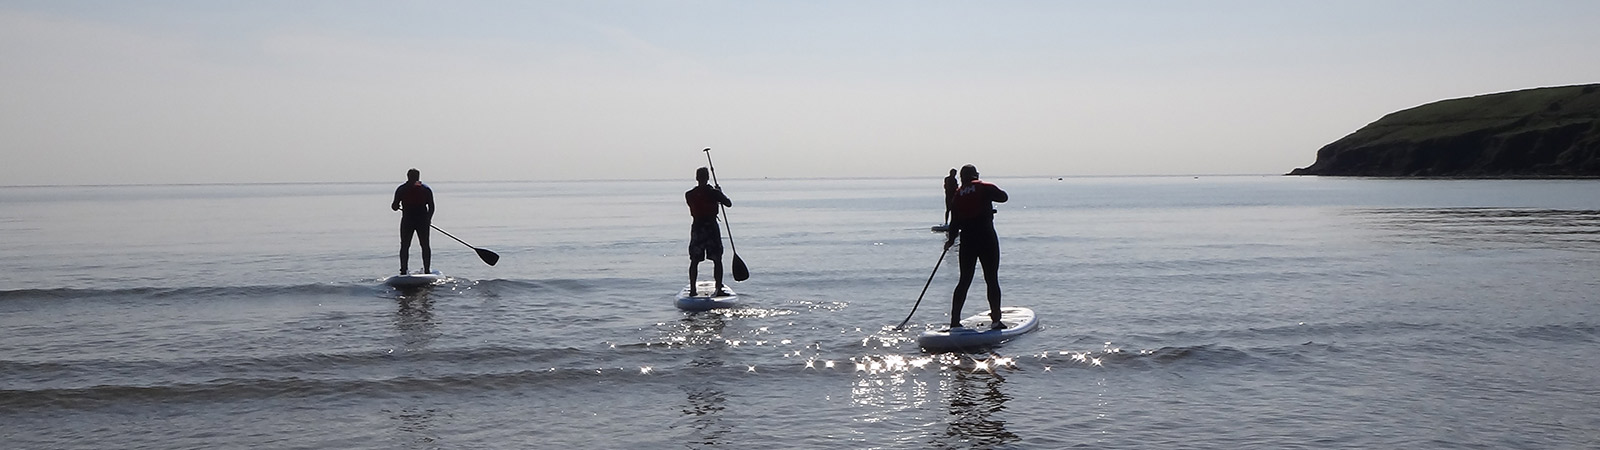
left=917, top=306, right=1038, bottom=351
left=675, top=280, right=737, bottom=311
left=384, top=270, right=444, bottom=288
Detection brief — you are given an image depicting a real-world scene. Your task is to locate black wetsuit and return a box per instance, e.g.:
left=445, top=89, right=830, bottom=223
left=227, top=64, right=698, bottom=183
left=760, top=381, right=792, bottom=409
left=947, top=179, right=1008, bottom=327
left=393, top=181, right=434, bottom=273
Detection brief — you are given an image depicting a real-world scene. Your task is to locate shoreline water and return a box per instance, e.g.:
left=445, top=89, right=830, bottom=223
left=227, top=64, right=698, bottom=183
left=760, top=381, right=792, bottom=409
left=3, top=176, right=1598, bottom=448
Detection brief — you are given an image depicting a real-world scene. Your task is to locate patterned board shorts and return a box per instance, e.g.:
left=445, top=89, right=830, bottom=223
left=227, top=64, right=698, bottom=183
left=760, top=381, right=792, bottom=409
left=688, top=220, right=723, bottom=262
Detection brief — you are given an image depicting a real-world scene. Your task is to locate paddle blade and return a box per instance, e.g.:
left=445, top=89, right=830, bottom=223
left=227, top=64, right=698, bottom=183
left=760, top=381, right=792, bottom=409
left=732, top=254, right=749, bottom=281
left=475, top=247, right=500, bottom=266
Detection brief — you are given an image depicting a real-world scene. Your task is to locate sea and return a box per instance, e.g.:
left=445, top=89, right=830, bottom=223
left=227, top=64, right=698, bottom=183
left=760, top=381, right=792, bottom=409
left=2, top=176, right=1598, bottom=449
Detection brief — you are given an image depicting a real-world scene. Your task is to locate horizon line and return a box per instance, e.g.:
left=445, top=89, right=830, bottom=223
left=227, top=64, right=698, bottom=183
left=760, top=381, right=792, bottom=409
left=0, top=173, right=1287, bottom=189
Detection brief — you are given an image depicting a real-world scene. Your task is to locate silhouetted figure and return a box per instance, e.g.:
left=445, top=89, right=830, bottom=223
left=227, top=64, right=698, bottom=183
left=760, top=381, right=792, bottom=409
left=945, top=164, right=1008, bottom=329
left=391, top=168, right=434, bottom=274
left=943, top=168, right=959, bottom=227
left=686, top=167, right=733, bottom=295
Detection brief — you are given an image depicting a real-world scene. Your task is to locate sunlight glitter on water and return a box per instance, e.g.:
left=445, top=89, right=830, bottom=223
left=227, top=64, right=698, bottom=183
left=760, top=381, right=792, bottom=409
left=840, top=352, right=1039, bottom=376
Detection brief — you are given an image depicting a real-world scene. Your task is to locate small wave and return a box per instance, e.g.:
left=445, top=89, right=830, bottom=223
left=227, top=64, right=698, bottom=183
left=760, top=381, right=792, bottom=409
left=0, top=277, right=658, bottom=303
left=465, top=277, right=654, bottom=294
left=0, top=367, right=675, bottom=410
left=1357, top=208, right=1600, bottom=251
left=1, top=345, right=593, bottom=390
left=1510, top=322, right=1600, bottom=343
left=1013, top=343, right=1267, bottom=371
left=0, top=346, right=625, bottom=412
left=1137, top=344, right=1258, bottom=366
left=0, top=284, right=387, bottom=303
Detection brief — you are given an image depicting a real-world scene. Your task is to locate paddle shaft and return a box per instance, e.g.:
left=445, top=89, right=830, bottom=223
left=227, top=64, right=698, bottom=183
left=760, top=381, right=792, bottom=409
left=896, top=244, right=950, bottom=330
left=430, top=224, right=475, bottom=248
left=704, top=148, right=745, bottom=273
left=429, top=224, right=501, bottom=266
left=702, top=149, right=737, bottom=251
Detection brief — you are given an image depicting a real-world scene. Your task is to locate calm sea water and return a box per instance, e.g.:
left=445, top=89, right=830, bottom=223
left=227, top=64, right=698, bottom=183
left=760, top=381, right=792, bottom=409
left=2, top=176, right=1598, bottom=449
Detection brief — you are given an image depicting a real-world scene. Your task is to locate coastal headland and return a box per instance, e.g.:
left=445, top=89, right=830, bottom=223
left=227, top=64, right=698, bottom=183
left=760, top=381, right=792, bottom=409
left=1290, top=84, right=1600, bottom=177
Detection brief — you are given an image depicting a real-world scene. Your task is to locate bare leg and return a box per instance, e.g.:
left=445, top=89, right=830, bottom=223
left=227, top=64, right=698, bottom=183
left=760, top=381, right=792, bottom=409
left=689, top=260, right=699, bottom=292
left=712, top=258, right=725, bottom=291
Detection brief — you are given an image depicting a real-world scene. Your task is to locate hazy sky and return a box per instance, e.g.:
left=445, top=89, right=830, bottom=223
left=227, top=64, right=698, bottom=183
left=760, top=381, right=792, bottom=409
left=3, top=1, right=1598, bottom=185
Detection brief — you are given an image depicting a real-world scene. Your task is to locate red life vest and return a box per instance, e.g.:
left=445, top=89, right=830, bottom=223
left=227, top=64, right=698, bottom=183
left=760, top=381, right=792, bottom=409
left=949, top=180, right=998, bottom=221
left=400, top=182, right=430, bottom=208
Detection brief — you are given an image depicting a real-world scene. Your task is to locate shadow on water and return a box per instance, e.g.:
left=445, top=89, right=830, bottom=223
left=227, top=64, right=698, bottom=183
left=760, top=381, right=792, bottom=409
left=934, top=369, right=1019, bottom=449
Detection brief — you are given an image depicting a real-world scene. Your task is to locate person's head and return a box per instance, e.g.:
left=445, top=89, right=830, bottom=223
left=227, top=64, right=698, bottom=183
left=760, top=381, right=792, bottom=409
left=959, top=164, right=979, bottom=183
left=696, top=167, right=710, bottom=184
left=406, top=168, right=420, bottom=183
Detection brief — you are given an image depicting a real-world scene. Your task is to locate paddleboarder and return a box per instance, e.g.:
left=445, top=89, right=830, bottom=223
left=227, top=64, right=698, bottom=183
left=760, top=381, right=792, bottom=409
left=391, top=168, right=434, bottom=275
left=942, top=168, right=958, bottom=227
left=686, top=167, right=733, bottom=296
left=944, top=164, right=1009, bottom=330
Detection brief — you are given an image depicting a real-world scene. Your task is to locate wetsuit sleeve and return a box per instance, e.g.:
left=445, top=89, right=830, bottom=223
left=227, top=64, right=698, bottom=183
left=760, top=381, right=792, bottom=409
left=424, top=186, right=435, bottom=216
left=987, top=184, right=1008, bottom=203
left=717, top=188, right=731, bottom=207
left=392, top=185, right=404, bottom=210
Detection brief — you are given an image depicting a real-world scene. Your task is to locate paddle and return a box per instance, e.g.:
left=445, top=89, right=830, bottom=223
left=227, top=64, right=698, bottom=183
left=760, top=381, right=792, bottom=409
left=429, top=224, right=500, bottom=266
left=895, top=244, right=950, bottom=331
left=702, top=147, right=749, bottom=282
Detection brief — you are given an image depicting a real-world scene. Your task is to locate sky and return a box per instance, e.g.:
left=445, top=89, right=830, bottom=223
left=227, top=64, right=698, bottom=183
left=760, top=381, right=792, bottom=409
left=2, top=1, right=1599, bottom=185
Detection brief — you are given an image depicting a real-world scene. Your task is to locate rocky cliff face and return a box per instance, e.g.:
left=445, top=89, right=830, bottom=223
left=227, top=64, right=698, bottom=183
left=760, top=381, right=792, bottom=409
left=1289, top=84, right=1600, bottom=177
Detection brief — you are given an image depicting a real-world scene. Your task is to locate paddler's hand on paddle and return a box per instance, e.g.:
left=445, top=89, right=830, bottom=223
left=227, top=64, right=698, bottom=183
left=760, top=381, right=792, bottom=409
left=944, top=230, right=957, bottom=250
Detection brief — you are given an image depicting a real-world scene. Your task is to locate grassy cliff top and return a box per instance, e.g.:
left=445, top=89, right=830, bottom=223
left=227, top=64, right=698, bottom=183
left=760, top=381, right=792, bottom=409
left=1337, top=84, right=1600, bottom=147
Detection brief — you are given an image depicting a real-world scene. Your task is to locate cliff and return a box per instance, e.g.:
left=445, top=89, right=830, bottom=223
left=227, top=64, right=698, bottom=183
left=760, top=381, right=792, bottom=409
left=1289, top=84, right=1600, bottom=177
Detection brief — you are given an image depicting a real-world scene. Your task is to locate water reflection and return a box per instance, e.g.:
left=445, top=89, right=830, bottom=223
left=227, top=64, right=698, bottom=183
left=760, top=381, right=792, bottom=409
left=669, top=308, right=729, bottom=347
left=676, top=313, right=731, bottom=447
left=387, top=406, right=442, bottom=449
left=850, top=363, right=930, bottom=414
left=392, top=289, right=438, bottom=350
left=937, top=369, right=1019, bottom=448
left=680, top=376, right=731, bottom=446
left=843, top=352, right=1025, bottom=447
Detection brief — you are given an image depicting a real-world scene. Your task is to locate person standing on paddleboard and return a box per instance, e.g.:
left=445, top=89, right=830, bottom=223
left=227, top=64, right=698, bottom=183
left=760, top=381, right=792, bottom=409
left=686, top=167, right=733, bottom=296
left=945, top=164, right=1009, bottom=330
left=391, top=168, right=435, bottom=275
left=942, top=168, right=959, bottom=227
